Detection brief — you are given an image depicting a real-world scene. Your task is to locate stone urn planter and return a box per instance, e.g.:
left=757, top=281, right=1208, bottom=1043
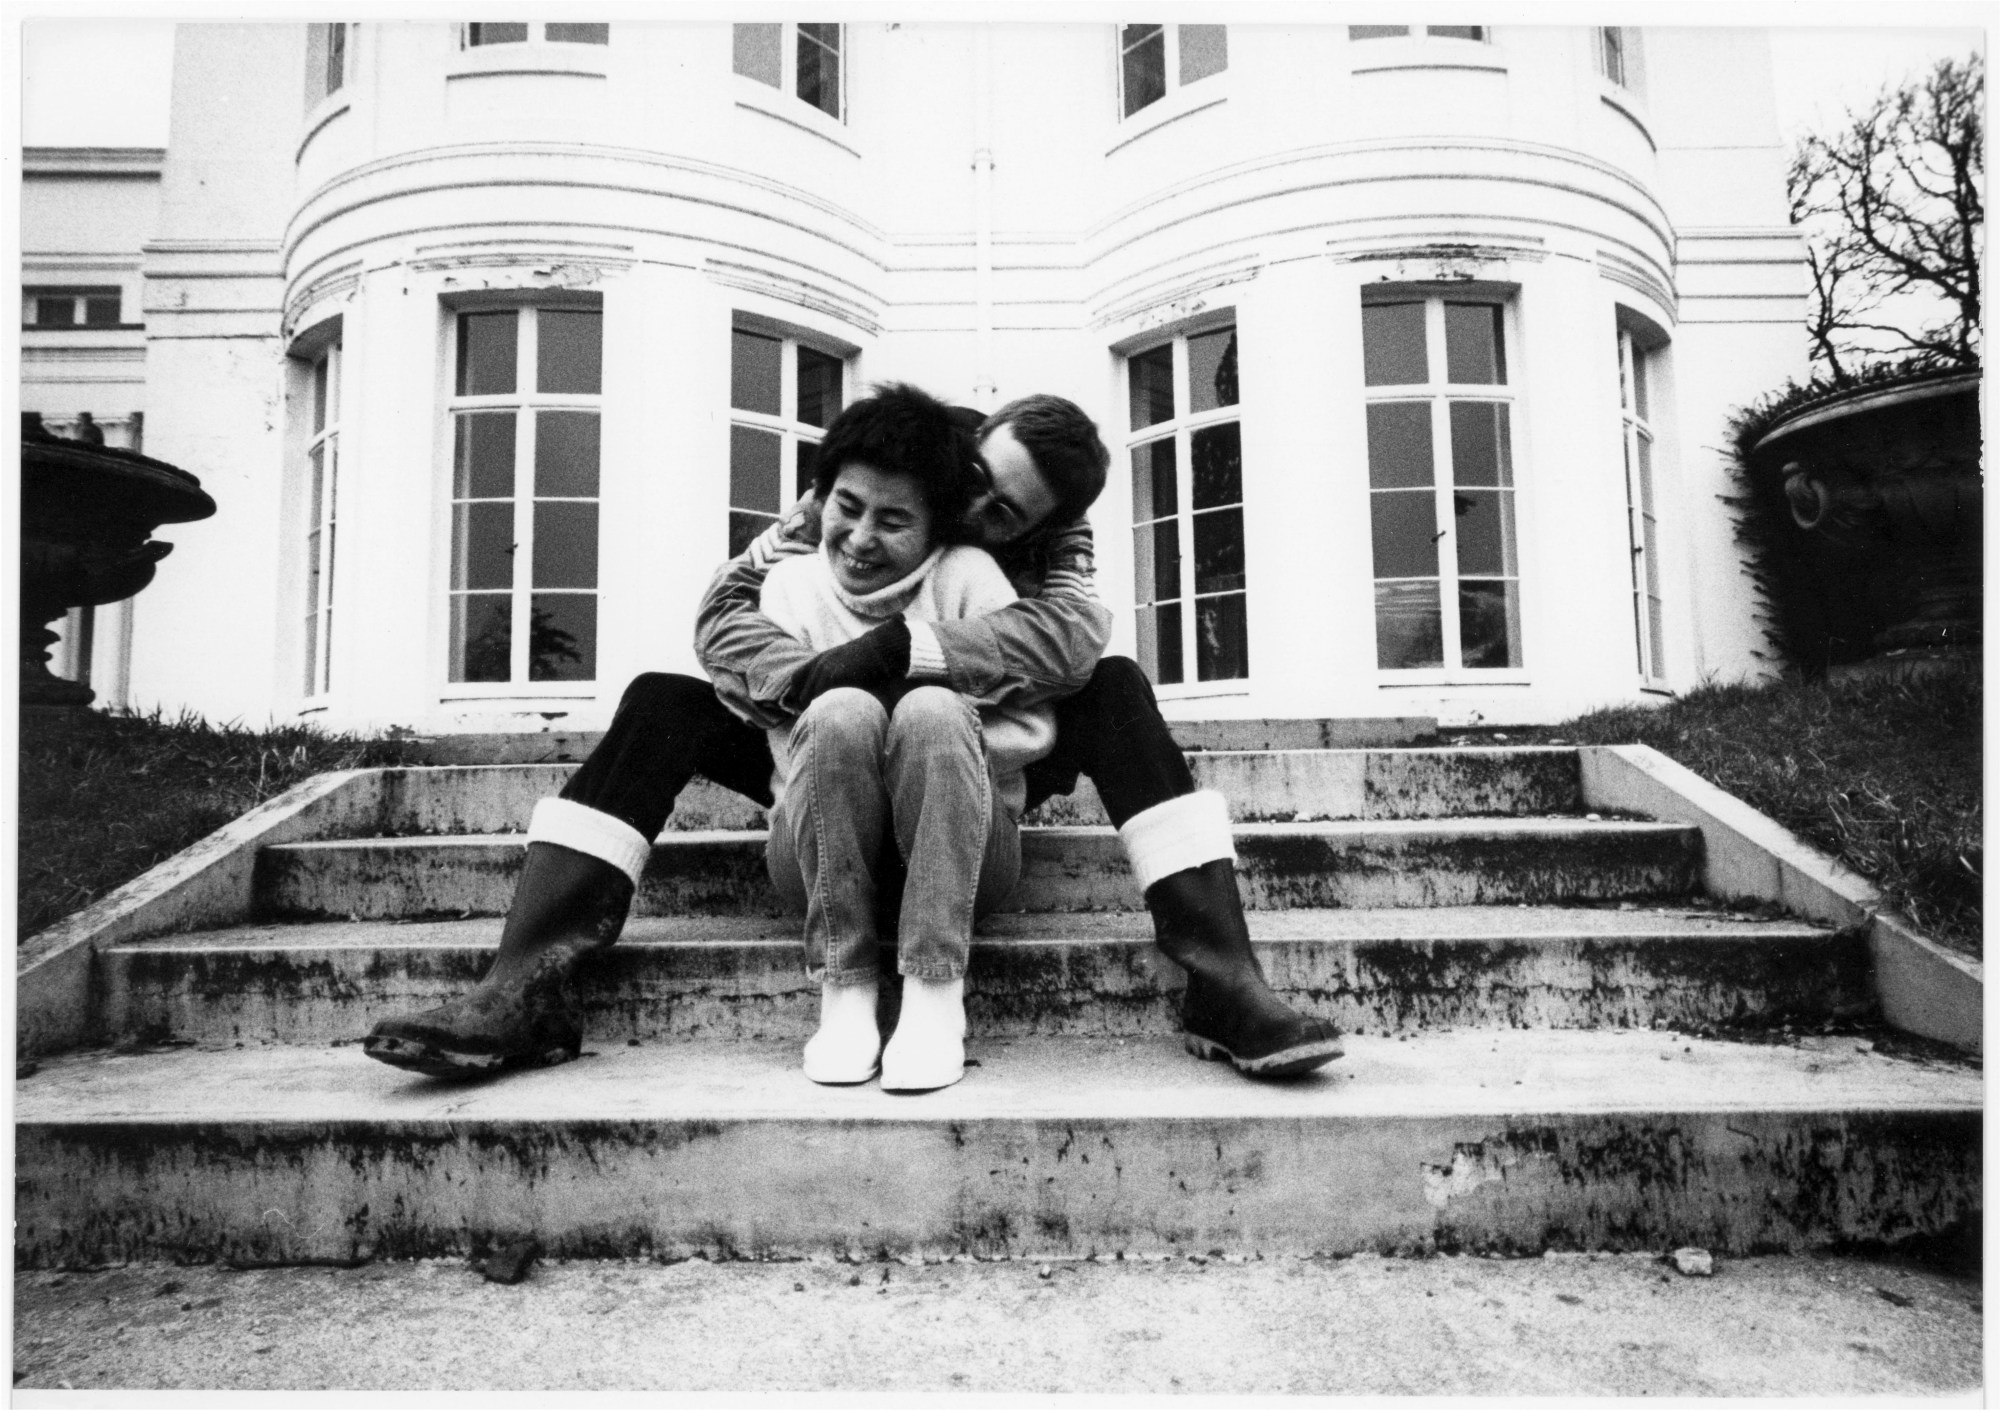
left=20, top=415, right=216, bottom=708
left=1746, top=370, right=1981, bottom=672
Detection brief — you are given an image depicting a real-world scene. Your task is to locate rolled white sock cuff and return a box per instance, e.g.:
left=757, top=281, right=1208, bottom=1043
left=905, top=619, right=949, bottom=681
left=527, top=797, right=652, bottom=888
left=1116, top=789, right=1235, bottom=892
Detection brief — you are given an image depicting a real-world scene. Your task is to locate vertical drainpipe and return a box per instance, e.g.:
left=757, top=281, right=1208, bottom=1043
left=971, top=25, right=998, bottom=410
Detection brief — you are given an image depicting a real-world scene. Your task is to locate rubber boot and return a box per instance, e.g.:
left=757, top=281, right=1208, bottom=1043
left=362, top=842, right=633, bottom=1078
left=1148, top=859, right=1343, bottom=1079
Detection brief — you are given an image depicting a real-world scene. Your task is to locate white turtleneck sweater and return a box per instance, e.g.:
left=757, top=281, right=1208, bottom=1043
left=759, top=542, right=1057, bottom=817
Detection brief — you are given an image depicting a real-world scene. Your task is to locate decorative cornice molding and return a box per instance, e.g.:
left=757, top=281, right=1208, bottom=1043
left=705, top=258, right=883, bottom=337
left=1597, top=250, right=1678, bottom=319
left=24, top=146, right=164, bottom=177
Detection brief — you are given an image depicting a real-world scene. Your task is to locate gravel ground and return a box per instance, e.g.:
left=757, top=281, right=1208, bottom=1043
left=12, top=1250, right=1980, bottom=1397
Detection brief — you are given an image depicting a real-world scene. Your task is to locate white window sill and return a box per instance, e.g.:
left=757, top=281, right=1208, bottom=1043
left=296, top=93, right=351, bottom=163
left=446, top=46, right=609, bottom=82
left=735, top=77, right=858, bottom=157
left=1377, top=671, right=1533, bottom=687
left=1107, top=80, right=1229, bottom=157
left=1154, top=680, right=1253, bottom=702
left=438, top=687, right=599, bottom=703
left=1349, top=38, right=1508, bottom=77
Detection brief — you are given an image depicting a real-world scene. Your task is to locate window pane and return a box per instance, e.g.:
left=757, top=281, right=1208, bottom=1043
left=1370, top=491, right=1440, bottom=580
left=1121, top=26, right=1166, bottom=116
left=1128, top=344, right=1175, bottom=429
left=1427, top=26, right=1485, bottom=40
left=327, top=22, right=346, bottom=90
left=796, top=345, right=842, bottom=428
left=537, top=310, right=602, bottom=394
left=454, top=411, right=517, bottom=498
left=1350, top=25, right=1410, bottom=39
left=1188, top=327, right=1239, bottom=412
left=457, top=311, right=517, bottom=396
left=1444, top=304, right=1506, bottom=384
left=313, top=358, right=329, bottom=433
left=1362, top=302, right=1427, bottom=386
left=529, top=594, right=595, bottom=681
left=546, top=23, right=608, bottom=44
left=1193, top=507, right=1245, bottom=594
left=728, top=510, right=775, bottom=557
left=797, top=25, right=841, bottom=117
left=32, top=298, right=74, bottom=328
left=308, top=445, right=326, bottom=531
left=302, top=607, right=318, bottom=695
left=1130, top=438, right=1177, bottom=520
left=451, top=594, right=512, bottom=683
left=1134, top=519, right=1181, bottom=604
left=1632, top=350, right=1650, bottom=420
left=733, top=24, right=782, bottom=86
left=1459, top=580, right=1522, bottom=668
left=1453, top=489, right=1517, bottom=578
left=1179, top=25, right=1228, bottom=84
left=1647, top=597, right=1666, bottom=674
left=533, top=502, right=599, bottom=589
left=795, top=439, right=820, bottom=498
left=1601, top=28, right=1625, bottom=85
left=535, top=411, right=600, bottom=497
left=731, top=330, right=782, bottom=415
left=730, top=425, right=783, bottom=514
left=1448, top=401, right=1512, bottom=487
left=453, top=501, right=515, bottom=591
left=1191, top=422, right=1241, bottom=509
left=1375, top=581, right=1443, bottom=670
left=1195, top=593, right=1249, bottom=681
left=468, top=23, right=529, bottom=46
left=84, top=295, right=120, bottom=327
left=1636, top=432, right=1656, bottom=519
left=1153, top=601, right=1185, bottom=685
left=1366, top=402, right=1434, bottom=489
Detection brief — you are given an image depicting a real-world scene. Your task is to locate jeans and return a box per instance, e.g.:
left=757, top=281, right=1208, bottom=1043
left=559, top=657, right=1190, bottom=841
left=764, top=687, right=1021, bottom=984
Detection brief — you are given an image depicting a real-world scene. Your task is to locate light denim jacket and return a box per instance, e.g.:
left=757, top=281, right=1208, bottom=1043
left=695, top=491, right=1113, bottom=731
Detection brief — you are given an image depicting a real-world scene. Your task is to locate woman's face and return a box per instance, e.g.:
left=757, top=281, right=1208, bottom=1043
left=822, top=461, right=935, bottom=595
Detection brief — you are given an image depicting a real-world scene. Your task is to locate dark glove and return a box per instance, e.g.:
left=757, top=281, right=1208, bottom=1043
left=791, top=619, right=913, bottom=706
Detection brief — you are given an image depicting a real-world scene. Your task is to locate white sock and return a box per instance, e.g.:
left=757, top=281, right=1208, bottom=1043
left=880, top=977, right=967, bottom=1092
left=802, top=979, right=881, bottom=1085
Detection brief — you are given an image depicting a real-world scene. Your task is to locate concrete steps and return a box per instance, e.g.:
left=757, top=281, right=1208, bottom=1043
left=256, top=819, right=1703, bottom=920
left=18, top=743, right=1978, bottom=1270
left=99, top=907, right=1865, bottom=1048
left=15, top=1031, right=1979, bottom=1267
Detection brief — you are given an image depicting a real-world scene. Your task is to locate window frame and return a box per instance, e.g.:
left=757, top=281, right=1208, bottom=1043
left=1347, top=24, right=1492, bottom=42
left=1617, top=325, right=1667, bottom=687
left=732, top=22, right=847, bottom=123
left=301, top=342, right=342, bottom=700
left=1116, top=23, right=1229, bottom=122
left=305, top=22, right=350, bottom=111
left=1361, top=288, right=1529, bottom=682
left=1125, top=315, right=1252, bottom=695
left=1598, top=26, right=1642, bottom=93
left=23, top=286, right=123, bottom=329
left=727, top=320, right=847, bottom=556
left=461, top=22, right=610, bottom=48
left=443, top=301, right=606, bottom=694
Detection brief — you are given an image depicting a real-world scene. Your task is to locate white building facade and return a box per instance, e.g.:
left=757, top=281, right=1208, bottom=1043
left=84, top=20, right=1807, bottom=732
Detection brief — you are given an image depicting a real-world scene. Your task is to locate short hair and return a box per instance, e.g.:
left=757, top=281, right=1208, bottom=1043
left=812, top=382, right=982, bottom=539
left=978, top=394, right=1110, bottom=525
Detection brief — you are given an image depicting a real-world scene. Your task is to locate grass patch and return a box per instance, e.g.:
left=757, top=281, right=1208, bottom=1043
left=1507, top=670, right=1983, bottom=956
left=17, top=709, right=428, bottom=941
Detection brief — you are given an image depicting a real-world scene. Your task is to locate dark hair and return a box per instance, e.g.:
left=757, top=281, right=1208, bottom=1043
left=812, top=382, right=982, bottom=539
left=978, top=394, right=1110, bottom=525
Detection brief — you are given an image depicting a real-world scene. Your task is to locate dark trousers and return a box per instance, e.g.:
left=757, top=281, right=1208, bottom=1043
left=561, top=657, right=1195, bottom=840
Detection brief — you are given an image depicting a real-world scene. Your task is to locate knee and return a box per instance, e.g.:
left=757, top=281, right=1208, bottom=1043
left=617, top=671, right=713, bottom=718
left=888, top=685, right=975, bottom=738
left=1088, top=656, right=1155, bottom=710
left=798, top=686, right=888, bottom=744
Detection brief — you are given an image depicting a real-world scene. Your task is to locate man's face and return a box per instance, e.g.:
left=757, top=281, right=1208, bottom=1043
left=966, top=423, right=1061, bottom=548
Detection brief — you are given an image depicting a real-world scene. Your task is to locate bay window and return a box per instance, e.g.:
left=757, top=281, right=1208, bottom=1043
left=1119, top=24, right=1227, bottom=118
left=1362, top=292, right=1522, bottom=672
left=447, top=305, right=603, bottom=685
left=1128, top=322, right=1248, bottom=687
left=1618, top=327, right=1666, bottom=683
left=729, top=325, right=844, bottom=555
left=302, top=343, right=341, bottom=697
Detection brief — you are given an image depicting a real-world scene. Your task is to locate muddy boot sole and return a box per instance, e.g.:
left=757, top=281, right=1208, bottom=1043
left=361, top=1032, right=580, bottom=1080
left=1183, top=1030, right=1346, bottom=1079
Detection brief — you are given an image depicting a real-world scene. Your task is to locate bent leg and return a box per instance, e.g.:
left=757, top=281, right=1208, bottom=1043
left=563, top=671, right=775, bottom=839
left=1045, top=657, right=1343, bottom=1079
left=769, top=687, right=891, bottom=985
